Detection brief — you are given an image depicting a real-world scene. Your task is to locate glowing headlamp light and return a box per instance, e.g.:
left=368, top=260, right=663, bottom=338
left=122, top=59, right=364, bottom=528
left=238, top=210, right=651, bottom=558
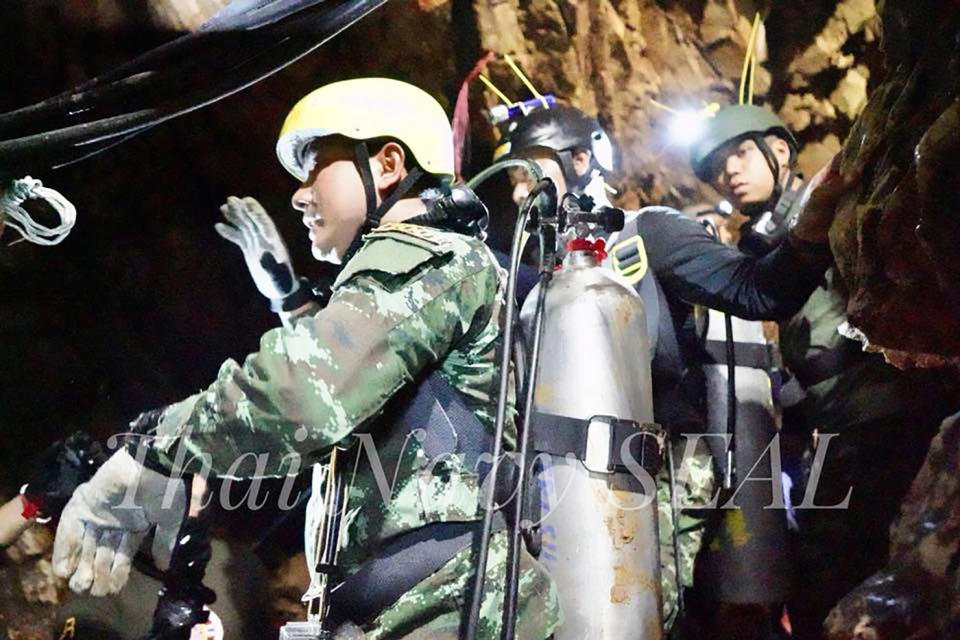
left=668, top=109, right=706, bottom=147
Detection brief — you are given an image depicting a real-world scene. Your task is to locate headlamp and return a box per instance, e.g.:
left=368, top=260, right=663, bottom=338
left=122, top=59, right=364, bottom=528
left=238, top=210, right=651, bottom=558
left=668, top=109, right=707, bottom=147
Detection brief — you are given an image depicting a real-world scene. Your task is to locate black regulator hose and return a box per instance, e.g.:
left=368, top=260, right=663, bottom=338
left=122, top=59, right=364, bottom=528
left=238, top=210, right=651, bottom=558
left=502, top=179, right=557, bottom=640
left=463, top=173, right=554, bottom=640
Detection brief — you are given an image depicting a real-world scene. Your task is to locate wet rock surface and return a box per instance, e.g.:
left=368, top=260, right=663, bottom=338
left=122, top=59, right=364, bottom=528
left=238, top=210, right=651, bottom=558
left=825, top=412, right=960, bottom=639
left=828, top=0, right=960, bottom=364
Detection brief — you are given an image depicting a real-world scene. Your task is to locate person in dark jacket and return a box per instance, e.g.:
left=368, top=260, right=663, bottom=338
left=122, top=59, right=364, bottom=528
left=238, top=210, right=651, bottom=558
left=689, top=103, right=959, bottom=639
left=494, top=104, right=843, bottom=633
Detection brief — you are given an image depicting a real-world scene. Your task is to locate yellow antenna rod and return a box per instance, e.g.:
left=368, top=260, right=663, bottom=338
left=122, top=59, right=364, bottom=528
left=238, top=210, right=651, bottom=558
left=747, top=13, right=761, bottom=104
left=478, top=73, right=514, bottom=105
left=504, top=54, right=550, bottom=109
left=738, top=13, right=761, bottom=105
left=649, top=98, right=680, bottom=114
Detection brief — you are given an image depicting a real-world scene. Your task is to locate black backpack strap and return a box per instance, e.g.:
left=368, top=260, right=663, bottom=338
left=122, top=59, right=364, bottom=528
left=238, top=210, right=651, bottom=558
left=399, top=370, right=498, bottom=477
left=329, top=515, right=507, bottom=625
left=413, top=372, right=539, bottom=554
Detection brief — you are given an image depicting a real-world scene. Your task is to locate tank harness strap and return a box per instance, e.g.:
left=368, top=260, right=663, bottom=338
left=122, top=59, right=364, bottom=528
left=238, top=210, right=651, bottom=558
left=528, top=412, right=664, bottom=476
left=702, top=339, right=774, bottom=371
left=329, top=515, right=507, bottom=625
left=397, top=371, right=501, bottom=477
left=408, top=372, right=538, bottom=549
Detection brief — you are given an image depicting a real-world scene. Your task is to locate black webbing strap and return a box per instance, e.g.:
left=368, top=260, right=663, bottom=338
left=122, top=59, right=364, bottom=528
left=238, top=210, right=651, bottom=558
left=369, top=168, right=424, bottom=229
left=328, top=370, right=512, bottom=624
left=753, top=134, right=783, bottom=206
left=329, top=514, right=507, bottom=625
left=339, top=154, right=425, bottom=266
left=703, top=339, right=774, bottom=370
left=527, top=411, right=662, bottom=475
left=353, top=141, right=378, bottom=217
left=772, top=170, right=801, bottom=227
left=397, top=370, right=499, bottom=477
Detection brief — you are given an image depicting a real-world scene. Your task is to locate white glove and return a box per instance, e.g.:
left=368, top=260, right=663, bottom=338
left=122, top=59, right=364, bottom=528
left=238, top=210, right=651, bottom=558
left=52, top=449, right=186, bottom=596
left=215, top=196, right=299, bottom=303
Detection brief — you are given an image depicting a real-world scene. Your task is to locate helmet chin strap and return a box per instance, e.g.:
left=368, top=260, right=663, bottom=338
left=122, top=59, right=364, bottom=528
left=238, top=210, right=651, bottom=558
left=738, top=140, right=803, bottom=256
left=753, top=134, right=782, bottom=208
left=340, top=141, right=424, bottom=264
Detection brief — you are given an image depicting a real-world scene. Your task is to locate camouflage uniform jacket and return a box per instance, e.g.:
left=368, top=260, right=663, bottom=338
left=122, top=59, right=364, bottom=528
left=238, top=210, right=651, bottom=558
left=144, top=222, right=561, bottom=638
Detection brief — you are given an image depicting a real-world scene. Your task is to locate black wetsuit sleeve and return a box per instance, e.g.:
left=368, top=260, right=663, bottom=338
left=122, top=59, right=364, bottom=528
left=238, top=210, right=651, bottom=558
left=636, top=207, right=832, bottom=320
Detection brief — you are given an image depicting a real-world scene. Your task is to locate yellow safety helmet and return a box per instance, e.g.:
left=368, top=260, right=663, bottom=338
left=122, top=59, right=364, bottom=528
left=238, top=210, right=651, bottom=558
left=276, top=78, right=455, bottom=182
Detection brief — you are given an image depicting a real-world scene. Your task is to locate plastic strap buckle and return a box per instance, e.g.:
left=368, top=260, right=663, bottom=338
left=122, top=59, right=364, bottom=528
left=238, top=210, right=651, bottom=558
left=610, top=235, right=648, bottom=285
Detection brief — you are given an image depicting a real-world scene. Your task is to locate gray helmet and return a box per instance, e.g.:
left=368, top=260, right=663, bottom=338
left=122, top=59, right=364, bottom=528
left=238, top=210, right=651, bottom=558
left=689, top=104, right=798, bottom=182
left=494, top=105, right=614, bottom=190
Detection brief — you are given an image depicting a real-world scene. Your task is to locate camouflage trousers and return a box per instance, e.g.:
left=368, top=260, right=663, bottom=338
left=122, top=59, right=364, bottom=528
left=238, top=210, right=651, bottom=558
left=658, top=436, right=717, bottom=632
left=366, top=529, right=562, bottom=640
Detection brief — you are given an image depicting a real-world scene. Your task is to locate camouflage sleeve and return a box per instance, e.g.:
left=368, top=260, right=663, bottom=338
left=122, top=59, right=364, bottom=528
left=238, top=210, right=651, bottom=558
left=146, top=228, right=500, bottom=478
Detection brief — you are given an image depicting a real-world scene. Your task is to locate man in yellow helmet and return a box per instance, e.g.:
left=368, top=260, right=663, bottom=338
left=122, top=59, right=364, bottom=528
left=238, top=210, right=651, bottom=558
left=50, top=78, right=561, bottom=639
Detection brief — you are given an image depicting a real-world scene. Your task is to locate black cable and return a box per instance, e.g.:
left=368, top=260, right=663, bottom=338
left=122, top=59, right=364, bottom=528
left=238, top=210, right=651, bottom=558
left=0, top=0, right=386, bottom=174
left=724, top=312, right=737, bottom=490
left=502, top=221, right=555, bottom=639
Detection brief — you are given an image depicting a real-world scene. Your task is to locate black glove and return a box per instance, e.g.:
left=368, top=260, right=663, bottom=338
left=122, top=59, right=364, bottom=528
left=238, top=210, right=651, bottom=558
left=21, top=431, right=108, bottom=520
left=145, top=517, right=217, bottom=640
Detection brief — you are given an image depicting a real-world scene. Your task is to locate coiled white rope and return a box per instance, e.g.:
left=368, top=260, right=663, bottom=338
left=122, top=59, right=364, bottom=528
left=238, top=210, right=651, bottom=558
left=0, top=176, right=76, bottom=245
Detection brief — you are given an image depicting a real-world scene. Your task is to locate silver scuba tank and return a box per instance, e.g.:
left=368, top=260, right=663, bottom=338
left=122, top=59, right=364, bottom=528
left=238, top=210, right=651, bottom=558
left=699, top=309, right=791, bottom=603
left=521, top=247, right=664, bottom=640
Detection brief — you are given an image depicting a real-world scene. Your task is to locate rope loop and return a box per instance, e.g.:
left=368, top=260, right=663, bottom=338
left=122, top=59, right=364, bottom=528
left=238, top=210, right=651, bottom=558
left=0, top=176, right=77, bottom=245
